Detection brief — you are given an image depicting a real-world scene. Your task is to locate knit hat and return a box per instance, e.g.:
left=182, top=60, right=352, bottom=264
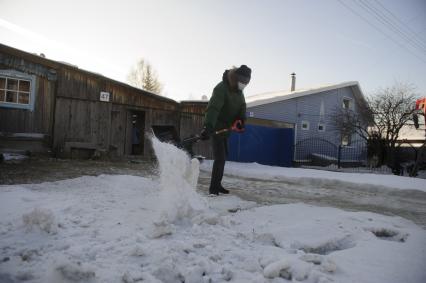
left=235, top=65, right=252, bottom=80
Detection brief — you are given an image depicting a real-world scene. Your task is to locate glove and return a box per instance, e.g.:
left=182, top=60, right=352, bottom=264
left=200, top=126, right=211, bottom=140
left=232, top=120, right=245, bottom=132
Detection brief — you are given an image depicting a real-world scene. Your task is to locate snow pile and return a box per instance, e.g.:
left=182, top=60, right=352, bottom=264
left=231, top=204, right=426, bottom=283
left=1, top=143, right=426, bottom=282
left=22, top=207, right=58, bottom=234
left=0, top=175, right=425, bottom=282
left=263, top=258, right=308, bottom=280
left=151, top=136, right=206, bottom=224
left=1, top=152, right=28, bottom=161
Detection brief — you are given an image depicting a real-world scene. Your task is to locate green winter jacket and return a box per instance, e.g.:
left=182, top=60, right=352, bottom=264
left=204, top=70, right=246, bottom=136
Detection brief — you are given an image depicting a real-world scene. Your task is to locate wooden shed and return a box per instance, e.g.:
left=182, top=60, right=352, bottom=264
left=0, top=44, right=205, bottom=159
left=179, top=100, right=210, bottom=157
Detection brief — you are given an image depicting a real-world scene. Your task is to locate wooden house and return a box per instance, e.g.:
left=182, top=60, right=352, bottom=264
left=0, top=44, right=207, bottom=159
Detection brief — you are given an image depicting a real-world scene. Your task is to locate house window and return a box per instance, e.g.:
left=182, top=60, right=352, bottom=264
left=342, top=98, right=352, bottom=110
left=341, top=133, right=351, bottom=146
left=318, top=122, right=325, bottom=132
left=301, top=121, right=310, bottom=130
left=0, top=70, right=36, bottom=111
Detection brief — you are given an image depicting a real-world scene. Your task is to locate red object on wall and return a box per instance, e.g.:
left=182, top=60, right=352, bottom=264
left=415, top=98, right=426, bottom=113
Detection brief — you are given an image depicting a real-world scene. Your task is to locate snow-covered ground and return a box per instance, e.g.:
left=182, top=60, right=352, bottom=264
left=200, top=161, right=426, bottom=192
left=1, top=139, right=425, bottom=283
left=1, top=153, right=29, bottom=162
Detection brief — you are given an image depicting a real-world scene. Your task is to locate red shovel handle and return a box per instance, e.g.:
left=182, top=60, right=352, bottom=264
left=213, top=120, right=245, bottom=135
left=231, top=120, right=245, bottom=132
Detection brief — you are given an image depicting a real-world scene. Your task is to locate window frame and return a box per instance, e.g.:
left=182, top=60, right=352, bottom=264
left=342, top=97, right=353, bottom=110
left=301, top=120, right=310, bottom=131
left=0, top=70, right=36, bottom=111
left=341, top=133, right=352, bottom=146
left=318, top=122, right=325, bottom=132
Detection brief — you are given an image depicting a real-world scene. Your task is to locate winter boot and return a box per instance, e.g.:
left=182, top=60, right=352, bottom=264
left=218, top=186, right=229, bottom=194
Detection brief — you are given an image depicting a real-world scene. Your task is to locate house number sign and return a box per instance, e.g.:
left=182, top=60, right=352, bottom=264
left=100, top=91, right=110, bottom=102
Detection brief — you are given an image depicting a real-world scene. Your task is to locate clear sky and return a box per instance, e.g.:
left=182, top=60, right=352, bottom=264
left=1, top=0, right=425, bottom=101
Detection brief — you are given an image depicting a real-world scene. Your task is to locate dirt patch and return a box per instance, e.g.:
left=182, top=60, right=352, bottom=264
left=0, top=157, right=156, bottom=185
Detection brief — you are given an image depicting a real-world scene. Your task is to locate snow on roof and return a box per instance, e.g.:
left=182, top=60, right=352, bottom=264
left=246, top=81, right=363, bottom=108
left=398, top=124, right=426, bottom=141
left=179, top=100, right=208, bottom=103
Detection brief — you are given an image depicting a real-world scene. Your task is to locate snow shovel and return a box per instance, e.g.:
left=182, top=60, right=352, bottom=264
left=179, top=128, right=229, bottom=146
left=179, top=120, right=245, bottom=158
left=178, top=128, right=229, bottom=160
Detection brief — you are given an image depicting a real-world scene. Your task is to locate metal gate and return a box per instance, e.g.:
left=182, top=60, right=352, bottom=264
left=228, top=124, right=294, bottom=167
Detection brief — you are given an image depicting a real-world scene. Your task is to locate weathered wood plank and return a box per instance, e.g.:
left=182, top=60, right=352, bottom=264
left=0, top=75, right=54, bottom=135
left=1, top=45, right=213, bottom=158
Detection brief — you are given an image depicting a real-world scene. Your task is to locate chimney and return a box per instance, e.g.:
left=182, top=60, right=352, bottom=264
left=291, top=73, right=296, bottom=92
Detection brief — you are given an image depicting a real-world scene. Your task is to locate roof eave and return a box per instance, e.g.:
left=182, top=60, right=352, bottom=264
left=247, top=81, right=365, bottom=108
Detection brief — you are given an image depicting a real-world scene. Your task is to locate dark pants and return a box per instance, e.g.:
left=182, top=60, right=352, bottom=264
left=209, top=135, right=228, bottom=193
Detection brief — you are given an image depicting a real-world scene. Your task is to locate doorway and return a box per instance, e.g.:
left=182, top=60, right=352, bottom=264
left=128, top=110, right=145, bottom=155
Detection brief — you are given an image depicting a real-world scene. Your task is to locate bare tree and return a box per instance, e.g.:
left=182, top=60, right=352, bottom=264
left=333, top=82, right=419, bottom=169
left=332, top=96, right=373, bottom=142
left=370, top=83, right=418, bottom=147
left=127, top=59, right=163, bottom=94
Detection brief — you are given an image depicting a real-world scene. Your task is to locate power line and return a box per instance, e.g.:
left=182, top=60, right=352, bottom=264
left=356, top=0, right=426, bottom=54
left=336, top=0, right=426, bottom=63
left=363, top=0, right=426, bottom=53
left=373, top=0, right=426, bottom=46
left=357, top=0, right=426, bottom=53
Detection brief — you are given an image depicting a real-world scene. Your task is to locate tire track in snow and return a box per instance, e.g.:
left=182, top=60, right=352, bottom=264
left=197, top=172, right=426, bottom=229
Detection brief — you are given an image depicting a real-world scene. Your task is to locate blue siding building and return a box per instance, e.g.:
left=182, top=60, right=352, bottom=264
left=245, top=81, right=369, bottom=165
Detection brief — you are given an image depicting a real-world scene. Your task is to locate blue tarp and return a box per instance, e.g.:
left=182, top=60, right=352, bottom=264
left=228, top=125, right=294, bottom=167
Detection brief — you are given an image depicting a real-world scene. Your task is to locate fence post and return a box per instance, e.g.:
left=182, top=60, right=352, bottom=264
left=337, top=145, right=342, bottom=169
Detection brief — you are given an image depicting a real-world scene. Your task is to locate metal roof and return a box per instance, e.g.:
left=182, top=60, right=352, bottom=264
left=246, top=81, right=366, bottom=108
